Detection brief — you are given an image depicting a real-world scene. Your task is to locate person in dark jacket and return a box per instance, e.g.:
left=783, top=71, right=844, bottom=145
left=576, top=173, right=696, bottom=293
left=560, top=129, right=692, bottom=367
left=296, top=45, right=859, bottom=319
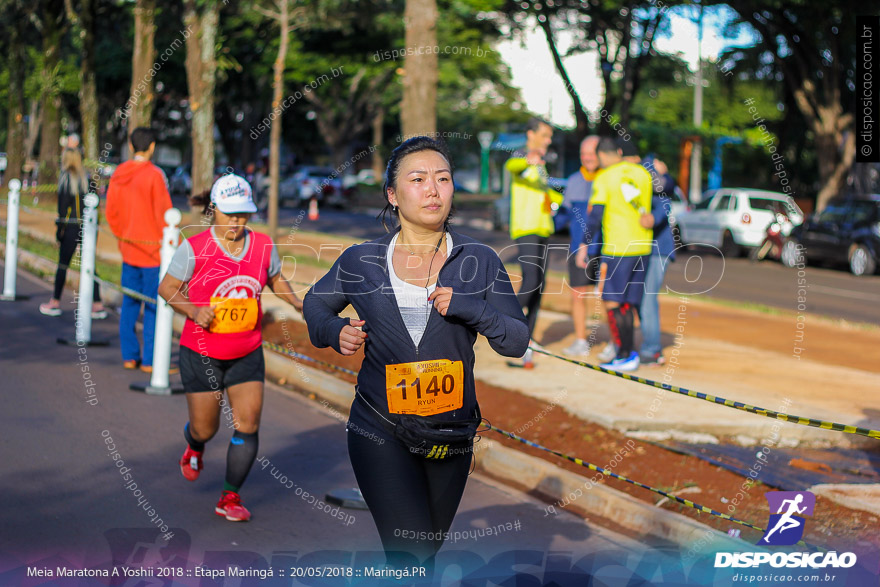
left=638, top=156, right=678, bottom=365
left=303, top=137, right=529, bottom=569
left=40, top=148, right=106, bottom=318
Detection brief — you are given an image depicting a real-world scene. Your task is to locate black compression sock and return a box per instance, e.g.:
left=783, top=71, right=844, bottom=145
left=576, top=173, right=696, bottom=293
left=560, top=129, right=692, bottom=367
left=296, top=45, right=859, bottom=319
left=619, top=303, right=634, bottom=357
left=226, top=430, right=259, bottom=490
left=184, top=422, right=205, bottom=452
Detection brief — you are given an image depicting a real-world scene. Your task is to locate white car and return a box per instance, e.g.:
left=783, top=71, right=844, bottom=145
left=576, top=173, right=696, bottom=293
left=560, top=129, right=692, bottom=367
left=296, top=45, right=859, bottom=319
left=677, top=188, right=804, bottom=257
left=279, top=167, right=346, bottom=207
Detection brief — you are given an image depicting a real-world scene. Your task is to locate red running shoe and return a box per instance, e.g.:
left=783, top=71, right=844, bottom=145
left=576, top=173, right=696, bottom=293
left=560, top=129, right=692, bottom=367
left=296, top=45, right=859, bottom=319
left=179, top=446, right=203, bottom=482
left=215, top=491, right=251, bottom=522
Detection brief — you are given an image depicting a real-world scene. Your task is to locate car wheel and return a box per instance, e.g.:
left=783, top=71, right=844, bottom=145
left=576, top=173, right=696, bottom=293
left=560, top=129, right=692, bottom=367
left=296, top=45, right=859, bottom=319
left=849, top=244, right=876, bottom=276
left=720, top=230, right=741, bottom=258
left=780, top=239, right=802, bottom=268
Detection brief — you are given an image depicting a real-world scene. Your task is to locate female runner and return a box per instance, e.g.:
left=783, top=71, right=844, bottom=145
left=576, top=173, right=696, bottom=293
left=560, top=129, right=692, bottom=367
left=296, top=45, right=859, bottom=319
left=158, top=174, right=302, bottom=521
left=304, top=137, right=528, bottom=564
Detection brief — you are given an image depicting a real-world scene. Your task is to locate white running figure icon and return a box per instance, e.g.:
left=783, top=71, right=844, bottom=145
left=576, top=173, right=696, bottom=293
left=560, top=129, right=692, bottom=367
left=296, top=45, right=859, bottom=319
left=763, top=493, right=807, bottom=543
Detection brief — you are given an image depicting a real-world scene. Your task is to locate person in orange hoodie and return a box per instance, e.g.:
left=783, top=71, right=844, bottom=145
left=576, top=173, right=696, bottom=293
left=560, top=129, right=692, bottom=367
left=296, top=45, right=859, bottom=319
left=106, top=127, right=173, bottom=372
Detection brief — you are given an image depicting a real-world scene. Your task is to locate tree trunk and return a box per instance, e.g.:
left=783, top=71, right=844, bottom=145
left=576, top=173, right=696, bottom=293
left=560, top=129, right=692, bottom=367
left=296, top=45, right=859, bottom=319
left=4, top=7, right=27, bottom=184
left=814, top=127, right=856, bottom=212
left=38, top=9, right=63, bottom=186
left=400, top=0, right=437, bottom=137
left=371, top=106, right=384, bottom=183
left=79, top=0, right=99, bottom=164
left=266, top=1, right=291, bottom=240
left=128, top=0, right=157, bottom=132
left=183, top=0, right=219, bottom=201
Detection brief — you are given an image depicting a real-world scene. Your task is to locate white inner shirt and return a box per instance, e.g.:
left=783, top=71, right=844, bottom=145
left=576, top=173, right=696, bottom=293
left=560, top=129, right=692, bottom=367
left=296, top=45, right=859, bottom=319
left=387, top=232, right=452, bottom=347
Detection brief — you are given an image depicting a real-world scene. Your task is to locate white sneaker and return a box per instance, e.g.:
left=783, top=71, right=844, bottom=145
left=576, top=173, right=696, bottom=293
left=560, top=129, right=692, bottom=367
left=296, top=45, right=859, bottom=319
left=563, top=339, right=591, bottom=356
left=597, top=343, right=617, bottom=363
left=522, top=348, right=534, bottom=369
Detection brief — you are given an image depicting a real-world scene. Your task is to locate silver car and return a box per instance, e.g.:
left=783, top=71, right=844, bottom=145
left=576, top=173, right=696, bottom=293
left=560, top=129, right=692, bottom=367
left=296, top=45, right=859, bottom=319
left=677, top=188, right=804, bottom=257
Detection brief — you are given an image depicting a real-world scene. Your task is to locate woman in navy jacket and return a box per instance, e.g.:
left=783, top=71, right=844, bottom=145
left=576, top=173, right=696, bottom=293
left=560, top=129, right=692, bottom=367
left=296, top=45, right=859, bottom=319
left=304, top=137, right=529, bottom=568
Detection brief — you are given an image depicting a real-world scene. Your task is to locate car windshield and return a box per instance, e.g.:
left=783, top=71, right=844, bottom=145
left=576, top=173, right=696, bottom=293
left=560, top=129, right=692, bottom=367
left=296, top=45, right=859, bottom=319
left=750, top=196, right=798, bottom=217
left=694, top=196, right=714, bottom=210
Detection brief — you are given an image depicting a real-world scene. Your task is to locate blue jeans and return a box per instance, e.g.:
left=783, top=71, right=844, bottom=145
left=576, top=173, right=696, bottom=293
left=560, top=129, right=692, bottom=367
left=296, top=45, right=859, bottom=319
left=120, top=263, right=159, bottom=366
left=639, top=254, right=668, bottom=359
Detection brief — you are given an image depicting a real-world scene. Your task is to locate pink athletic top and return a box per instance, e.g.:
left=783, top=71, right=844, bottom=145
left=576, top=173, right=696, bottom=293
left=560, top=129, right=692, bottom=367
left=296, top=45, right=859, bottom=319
left=180, top=228, right=274, bottom=360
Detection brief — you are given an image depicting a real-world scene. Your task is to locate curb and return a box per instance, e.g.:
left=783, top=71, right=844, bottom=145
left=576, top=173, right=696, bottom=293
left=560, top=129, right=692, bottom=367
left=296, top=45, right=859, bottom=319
left=5, top=242, right=744, bottom=550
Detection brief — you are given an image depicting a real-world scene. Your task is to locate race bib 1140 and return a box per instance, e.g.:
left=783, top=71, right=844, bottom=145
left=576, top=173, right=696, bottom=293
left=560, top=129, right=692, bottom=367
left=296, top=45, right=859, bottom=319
left=385, top=359, right=464, bottom=417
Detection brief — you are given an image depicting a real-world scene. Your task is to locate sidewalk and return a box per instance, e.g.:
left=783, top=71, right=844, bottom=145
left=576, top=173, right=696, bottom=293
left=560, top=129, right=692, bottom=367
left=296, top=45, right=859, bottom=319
left=5, top=203, right=879, bottom=447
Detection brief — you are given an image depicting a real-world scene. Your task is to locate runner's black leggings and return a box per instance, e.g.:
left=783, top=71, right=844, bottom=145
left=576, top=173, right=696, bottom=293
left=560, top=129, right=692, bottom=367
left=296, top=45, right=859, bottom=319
left=53, top=225, right=101, bottom=302
left=347, top=422, right=471, bottom=566
left=515, top=235, right=549, bottom=337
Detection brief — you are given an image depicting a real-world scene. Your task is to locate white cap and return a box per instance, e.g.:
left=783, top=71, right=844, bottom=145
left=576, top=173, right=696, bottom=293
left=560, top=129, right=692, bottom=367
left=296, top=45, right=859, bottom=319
left=210, top=174, right=257, bottom=214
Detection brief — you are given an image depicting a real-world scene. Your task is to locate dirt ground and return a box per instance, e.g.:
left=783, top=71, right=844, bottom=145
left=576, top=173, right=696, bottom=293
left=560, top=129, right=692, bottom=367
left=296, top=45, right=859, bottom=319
left=261, top=318, right=880, bottom=553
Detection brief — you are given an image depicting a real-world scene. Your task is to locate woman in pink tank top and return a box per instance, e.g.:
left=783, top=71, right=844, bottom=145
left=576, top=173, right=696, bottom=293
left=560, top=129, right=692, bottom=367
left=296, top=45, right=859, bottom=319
left=158, top=174, right=302, bottom=522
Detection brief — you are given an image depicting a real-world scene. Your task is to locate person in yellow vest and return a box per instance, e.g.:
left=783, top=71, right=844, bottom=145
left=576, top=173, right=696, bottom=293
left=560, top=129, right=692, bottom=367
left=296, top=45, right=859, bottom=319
left=505, top=118, right=564, bottom=368
left=576, top=137, right=652, bottom=371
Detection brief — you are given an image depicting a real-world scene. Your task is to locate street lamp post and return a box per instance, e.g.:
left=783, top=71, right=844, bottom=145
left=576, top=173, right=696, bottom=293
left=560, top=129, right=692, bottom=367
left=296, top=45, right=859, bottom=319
left=689, top=0, right=704, bottom=202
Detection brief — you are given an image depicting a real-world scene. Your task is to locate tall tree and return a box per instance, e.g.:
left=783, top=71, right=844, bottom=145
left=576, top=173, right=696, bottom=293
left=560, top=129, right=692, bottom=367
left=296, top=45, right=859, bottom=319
left=64, top=0, right=99, bottom=163
left=400, top=0, right=438, bottom=136
left=724, top=0, right=858, bottom=211
left=3, top=0, right=28, bottom=184
left=35, top=0, right=67, bottom=185
left=254, top=0, right=305, bottom=240
left=183, top=0, right=219, bottom=199
left=128, top=0, right=156, bottom=132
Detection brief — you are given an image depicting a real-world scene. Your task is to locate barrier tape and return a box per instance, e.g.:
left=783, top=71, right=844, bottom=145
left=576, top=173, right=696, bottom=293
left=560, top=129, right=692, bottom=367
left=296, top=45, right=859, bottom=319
left=485, top=423, right=821, bottom=550
left=530, top=347, right=880, bottom=441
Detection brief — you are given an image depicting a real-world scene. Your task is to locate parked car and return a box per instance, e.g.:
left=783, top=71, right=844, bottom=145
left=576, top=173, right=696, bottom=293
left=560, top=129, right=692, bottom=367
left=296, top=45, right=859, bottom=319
left=279, top=166, right=346, bottom=207
left=676, top=188, right=804, bottom=257
left=492, top=177, right=568, bottom=232
left=169, top=165, right=192, bottom=196
left=781, top=194, right=880, bottom=276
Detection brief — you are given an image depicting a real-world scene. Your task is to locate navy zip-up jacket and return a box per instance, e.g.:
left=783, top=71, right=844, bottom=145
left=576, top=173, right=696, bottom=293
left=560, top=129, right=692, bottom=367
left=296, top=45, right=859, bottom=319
left=303, top=228, right=529, bottom=430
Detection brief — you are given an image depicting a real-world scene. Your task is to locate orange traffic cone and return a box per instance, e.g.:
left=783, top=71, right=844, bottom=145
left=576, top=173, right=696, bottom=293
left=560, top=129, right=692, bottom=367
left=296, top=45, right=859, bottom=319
left=308, top=197, right=319, bottom=221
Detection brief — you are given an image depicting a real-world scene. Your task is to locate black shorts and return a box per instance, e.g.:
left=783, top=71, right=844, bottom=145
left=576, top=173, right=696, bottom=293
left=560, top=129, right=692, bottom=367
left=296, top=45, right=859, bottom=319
left=179, top=345, right=265, bottom=393
left=568, top=254, right=599, bottom=288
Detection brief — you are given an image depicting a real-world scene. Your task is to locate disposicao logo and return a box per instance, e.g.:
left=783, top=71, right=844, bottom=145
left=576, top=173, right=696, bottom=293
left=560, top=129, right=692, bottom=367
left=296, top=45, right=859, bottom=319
left=714, top=491, right=859, bottom=570
left=759, top=490, right=815, bottom=546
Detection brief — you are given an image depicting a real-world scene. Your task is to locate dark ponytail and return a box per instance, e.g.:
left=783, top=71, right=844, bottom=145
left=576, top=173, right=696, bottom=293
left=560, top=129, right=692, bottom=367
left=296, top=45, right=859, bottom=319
left=189, top=189, right=214, bottom=217
left=378, top=136, right=456, bottom=232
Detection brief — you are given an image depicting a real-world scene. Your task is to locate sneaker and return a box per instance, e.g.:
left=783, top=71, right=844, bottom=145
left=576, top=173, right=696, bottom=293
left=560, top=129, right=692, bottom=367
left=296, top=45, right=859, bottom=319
left=123, top=359, right=140, bottom=370
left=563, top=339, right=591, bottom=356
left=179, top=446, right=204, bottom=482
left=91, top=304, right=108, bottom=320
left=640, top=353, right=666, bottom=366
left=522, top=348, right=534, bottom=369
left=140, top=364, right=180, bottom=375
left=600, top=351, right=640, bottom=372
left=215, top=491, right=251, bottom=522
left=39, top=302, right=62, bottom=317
left=597, top=342, right=617, bottom=363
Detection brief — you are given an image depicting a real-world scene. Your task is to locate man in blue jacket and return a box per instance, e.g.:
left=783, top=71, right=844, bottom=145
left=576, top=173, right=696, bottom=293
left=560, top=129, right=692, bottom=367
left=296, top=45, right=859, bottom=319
left=639, top=156, right=677, bottom=365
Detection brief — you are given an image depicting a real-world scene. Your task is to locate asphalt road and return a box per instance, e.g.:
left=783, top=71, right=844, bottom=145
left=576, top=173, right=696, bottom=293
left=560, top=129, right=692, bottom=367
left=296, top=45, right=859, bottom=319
left=0, top=264, right=684, bottom=586
left=264, top=204, right=880, bottom=326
